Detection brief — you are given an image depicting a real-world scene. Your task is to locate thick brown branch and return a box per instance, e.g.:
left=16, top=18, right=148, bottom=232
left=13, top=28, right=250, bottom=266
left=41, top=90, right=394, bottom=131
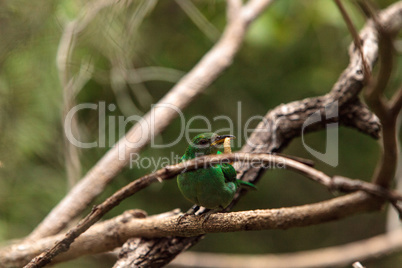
left=2, top=192, right=380, bottom=268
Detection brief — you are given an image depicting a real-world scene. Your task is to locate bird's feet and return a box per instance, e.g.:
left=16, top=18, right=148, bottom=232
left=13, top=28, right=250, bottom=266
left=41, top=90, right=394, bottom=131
left=200, top=206, right=224, bottom=227
left=177, top=205, right=200, bottom=225
left=177, top=205, right=221, bottom=227
left=200, top=209, right=215, bottom=227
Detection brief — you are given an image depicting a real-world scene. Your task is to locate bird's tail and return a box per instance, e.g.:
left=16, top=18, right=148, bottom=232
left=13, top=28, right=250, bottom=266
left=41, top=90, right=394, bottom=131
left=237, top=180, right=257, bottom=190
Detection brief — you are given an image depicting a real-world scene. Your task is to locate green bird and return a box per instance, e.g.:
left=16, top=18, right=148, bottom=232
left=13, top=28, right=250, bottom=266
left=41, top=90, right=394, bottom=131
left=177, top=133, right=256, bottom=211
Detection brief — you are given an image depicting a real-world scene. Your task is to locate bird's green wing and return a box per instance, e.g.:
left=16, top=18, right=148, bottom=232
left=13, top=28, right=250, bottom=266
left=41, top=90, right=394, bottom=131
left=217, top=150, right=237, bottom=183
left=221, top=163, right=237, bottom=183
left=220, top=163, right=257, bottom=190
left=216, top=151, right=256, bottom=190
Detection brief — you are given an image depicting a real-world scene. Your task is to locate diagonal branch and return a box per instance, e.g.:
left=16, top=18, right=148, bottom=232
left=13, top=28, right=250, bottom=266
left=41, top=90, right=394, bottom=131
left=0, top=191, right=379, bottom=268
left=334, top=0, right=371, bottom=83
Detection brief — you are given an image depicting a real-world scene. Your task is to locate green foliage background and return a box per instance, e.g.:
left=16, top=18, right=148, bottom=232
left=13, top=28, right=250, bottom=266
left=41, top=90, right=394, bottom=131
left=0, top=0, right=401, bottom=267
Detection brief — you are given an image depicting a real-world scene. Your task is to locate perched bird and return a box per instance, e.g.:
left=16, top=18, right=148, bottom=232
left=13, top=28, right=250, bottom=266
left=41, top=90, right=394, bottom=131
left=177, top=133, right=256, bottom=211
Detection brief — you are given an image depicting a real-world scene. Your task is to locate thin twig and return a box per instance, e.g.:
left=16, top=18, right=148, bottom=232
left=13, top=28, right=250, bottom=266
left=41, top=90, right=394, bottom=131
left=362, top=4, right=395, bottom=120
left=334, top=0, right=371, bottom=83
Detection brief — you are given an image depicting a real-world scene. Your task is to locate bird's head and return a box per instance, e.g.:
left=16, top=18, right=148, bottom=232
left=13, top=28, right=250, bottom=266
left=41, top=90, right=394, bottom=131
left=184, top=132, right=235, bottom=159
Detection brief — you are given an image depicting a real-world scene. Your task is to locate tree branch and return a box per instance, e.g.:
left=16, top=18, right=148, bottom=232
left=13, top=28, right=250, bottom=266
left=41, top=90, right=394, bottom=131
left=1, top=191, right=380, bottom=268
left=334, top=0, right=371, bottom=83
left=339, top=98, right=381, bottom=139
left=361, top=2, right=402, bottom=188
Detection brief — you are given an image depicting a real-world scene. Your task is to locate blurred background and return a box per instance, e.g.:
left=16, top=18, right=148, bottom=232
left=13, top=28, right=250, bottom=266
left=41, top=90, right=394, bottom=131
left=0, top=0, right=401, bottom=267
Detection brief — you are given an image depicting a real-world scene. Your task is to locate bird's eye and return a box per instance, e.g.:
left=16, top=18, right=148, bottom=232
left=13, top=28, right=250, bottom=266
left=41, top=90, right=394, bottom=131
left=199, top=139, right=208, bottom=145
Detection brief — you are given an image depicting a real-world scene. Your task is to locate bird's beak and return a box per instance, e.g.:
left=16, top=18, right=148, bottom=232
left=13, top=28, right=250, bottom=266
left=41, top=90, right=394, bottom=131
left=211, top=135, right=236, bottom=147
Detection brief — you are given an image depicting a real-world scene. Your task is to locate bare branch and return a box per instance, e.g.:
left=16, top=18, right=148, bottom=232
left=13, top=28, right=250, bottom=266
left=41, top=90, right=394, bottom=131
left=334, top=0, right=371, bottom=83
left=241, top=0, right=276, bottom=23
left=1, top=210, right=163, bottom=268
left=358, top=2, right=402, bottom=189
left=226, top=0, right=242, bottom=22
left=332, top=176, right=402, bottom=215
left=339, top=98, right=381, bottom=139
left=364, top=18, right=395, bottom=119
left=1, top=191, right=381, bottom=267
